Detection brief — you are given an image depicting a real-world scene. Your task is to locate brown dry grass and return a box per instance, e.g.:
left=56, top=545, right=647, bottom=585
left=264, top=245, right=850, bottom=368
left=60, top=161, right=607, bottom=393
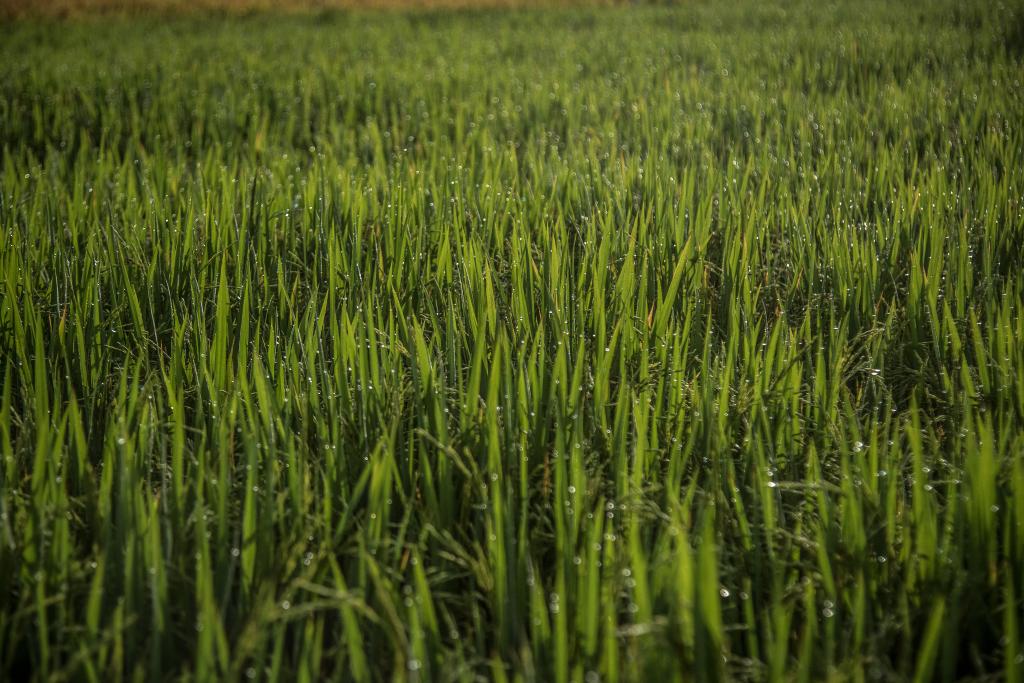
left=1, top=0, right=609, bottom=19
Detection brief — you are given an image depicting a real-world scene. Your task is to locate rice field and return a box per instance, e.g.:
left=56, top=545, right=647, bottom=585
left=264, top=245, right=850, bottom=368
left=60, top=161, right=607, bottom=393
left=0, top=0, right=583, bottom=21
left=1, top=1, right=1023, bottom=680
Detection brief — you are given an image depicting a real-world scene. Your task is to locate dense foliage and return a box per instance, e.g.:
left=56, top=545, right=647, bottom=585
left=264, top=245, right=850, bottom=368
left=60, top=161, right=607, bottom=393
left=1, top=1, right=1023, bottom=680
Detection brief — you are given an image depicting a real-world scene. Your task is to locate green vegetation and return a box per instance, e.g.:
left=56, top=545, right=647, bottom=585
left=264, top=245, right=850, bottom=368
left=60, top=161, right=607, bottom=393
left=1, top=1, right=1023, bottom=680
left=0, top=0, right=582, bottom=22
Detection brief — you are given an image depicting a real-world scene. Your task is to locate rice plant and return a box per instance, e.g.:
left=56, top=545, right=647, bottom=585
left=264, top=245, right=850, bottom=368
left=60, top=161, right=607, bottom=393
left=1, top=1, right=1023, bottom=680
